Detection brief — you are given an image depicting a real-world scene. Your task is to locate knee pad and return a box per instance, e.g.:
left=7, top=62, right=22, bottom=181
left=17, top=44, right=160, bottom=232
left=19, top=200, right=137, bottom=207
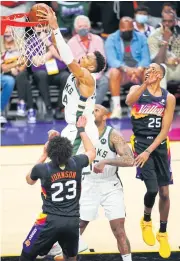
left=144, top=191, right=158, bottom=208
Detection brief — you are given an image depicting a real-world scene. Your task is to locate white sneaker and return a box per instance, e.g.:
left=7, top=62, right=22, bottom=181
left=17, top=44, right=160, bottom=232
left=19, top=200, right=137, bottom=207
left=27, top=109, right=36, bottom=123
left=37, top=243, right=62, bottom=259
left=0, top=115, right=7, bottom=124
left=47, top=242, right=62, bottom=256
left=36, top=255, right=46, bottom=259
left=17, top=102, right=26, bottom=117
left=54, top=237, right=88, bottom=261
left=110, top=107, right=122, bottom=119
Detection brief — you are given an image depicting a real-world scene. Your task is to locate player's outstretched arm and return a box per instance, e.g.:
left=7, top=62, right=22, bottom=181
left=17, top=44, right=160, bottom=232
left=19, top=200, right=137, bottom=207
left=106, top=130, right=134, bottom=167
left=147, top=93, right=176, bottom=153
left=76, top=116, right=96, bottom=164
left=94, top=130, right=134, bottom=173
left=26, top=142, right=48, bottom=185
left=37, top=9, right=94, bottom=88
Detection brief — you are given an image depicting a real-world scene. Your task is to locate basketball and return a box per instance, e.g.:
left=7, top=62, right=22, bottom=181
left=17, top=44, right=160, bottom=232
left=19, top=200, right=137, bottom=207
left=28, top=3, right=50, bottom=22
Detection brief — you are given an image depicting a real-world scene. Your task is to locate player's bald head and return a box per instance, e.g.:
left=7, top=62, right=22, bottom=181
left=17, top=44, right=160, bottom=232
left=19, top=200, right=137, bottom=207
left=95, top=104, right=109, bottom=116
left=94, top=104, right=109, bottom=126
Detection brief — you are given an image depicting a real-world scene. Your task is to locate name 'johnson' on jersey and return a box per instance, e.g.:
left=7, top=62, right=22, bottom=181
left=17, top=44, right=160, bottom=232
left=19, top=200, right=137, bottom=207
left=131, top=88, right=168, bottom=137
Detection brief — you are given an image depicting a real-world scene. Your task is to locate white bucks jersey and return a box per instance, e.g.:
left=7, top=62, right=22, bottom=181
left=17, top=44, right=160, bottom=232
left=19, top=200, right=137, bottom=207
left=62, top=73, right=96, bottom=124
left=91, top=126, right=118, bottom=179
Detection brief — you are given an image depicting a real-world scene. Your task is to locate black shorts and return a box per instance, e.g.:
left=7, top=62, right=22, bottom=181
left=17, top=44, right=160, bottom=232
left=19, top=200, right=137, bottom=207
left=22, top=213, right=79, bottom=258
left=131, top=135, right=173, bottom=186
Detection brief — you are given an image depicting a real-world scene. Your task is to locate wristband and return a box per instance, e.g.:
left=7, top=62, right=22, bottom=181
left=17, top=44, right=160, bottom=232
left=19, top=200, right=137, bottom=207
left=145, top=149, right=151, bottom=154
left=77, top=127, right=85, bottom=133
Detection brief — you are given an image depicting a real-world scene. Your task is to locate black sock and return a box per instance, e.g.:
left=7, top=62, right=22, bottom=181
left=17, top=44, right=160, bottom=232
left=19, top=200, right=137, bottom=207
left=144, top=212, right=151, bottom=222
left=160, top=220, right=167, bottom=233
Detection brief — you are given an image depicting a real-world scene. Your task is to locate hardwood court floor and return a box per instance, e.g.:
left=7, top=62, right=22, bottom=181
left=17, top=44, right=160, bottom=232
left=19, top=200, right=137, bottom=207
left=1, top=143, right=180, bottom=256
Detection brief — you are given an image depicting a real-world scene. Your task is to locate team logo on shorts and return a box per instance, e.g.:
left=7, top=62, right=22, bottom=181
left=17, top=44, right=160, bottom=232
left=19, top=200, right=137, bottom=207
left=101, top=138, right=106, bottom=144
left=24, top=240, right=31, bottom=247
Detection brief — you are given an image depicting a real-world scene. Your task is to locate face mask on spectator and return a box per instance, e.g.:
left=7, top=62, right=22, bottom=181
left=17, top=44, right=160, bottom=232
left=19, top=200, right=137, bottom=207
left=135, top=14, right=148, bottom=24
left=121, top=31, right=133, bottom=41
left=77, top=28, right=89, bottom=37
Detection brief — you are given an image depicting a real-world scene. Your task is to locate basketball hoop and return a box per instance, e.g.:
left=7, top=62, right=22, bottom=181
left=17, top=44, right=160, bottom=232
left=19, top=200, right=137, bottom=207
left=1, top=13, right=52, bottom=67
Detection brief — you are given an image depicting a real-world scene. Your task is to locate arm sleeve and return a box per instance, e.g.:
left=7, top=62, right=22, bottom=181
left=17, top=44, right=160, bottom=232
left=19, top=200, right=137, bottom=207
left=73, top=155, right=89, bottom=169
left=30, top=164, right=43, bottom=181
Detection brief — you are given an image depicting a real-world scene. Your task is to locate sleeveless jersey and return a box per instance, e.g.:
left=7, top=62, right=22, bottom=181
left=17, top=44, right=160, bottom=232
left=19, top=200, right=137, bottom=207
left=90, top=126, right=118, bottom=179
left=131, top=88, right=168, bottom=137
left=62, top=73, right=96, bottom=124
left=30, top=155, right=89, bottom=217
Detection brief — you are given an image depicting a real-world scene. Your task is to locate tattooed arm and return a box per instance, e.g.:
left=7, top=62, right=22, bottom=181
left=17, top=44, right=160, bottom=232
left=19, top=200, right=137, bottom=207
left=93, top=129, right=134, bottom=173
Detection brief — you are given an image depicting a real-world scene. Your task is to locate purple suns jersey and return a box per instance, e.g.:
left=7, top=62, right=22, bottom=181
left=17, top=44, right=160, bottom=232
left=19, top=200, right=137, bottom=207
left=131, top=88, right=168, bottom=137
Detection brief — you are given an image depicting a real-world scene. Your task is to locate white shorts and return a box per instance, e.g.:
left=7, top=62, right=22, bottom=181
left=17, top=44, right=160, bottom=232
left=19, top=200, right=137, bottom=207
left=80, top=175, right=126, bottom=221
left=61, top=120, right=99, bottom=173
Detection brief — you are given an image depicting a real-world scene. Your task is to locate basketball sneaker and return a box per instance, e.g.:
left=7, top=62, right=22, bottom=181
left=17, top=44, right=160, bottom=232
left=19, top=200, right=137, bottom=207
left=27, top=109, right=36, bottom=123
left=17, top=101, right=26, bottom=117
left=54, top=236, right=88, bottom=261
left=47, top=242, right=62, bottom=257
left=0, top=115, right=7, bottom=124
left=140, top=217, right=155, bottom=246
left=156, top=232, right=171, bottom=258
left=110, top=107, right=122, bottom=119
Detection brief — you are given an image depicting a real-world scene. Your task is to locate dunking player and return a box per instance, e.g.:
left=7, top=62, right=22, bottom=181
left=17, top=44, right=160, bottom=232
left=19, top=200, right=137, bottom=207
left=79, top=105, right=134, bottom=261
left=37, top=8, right=106, bottom=160
left=20, top=116, right=96, bottom=261
left=126, top=63, right=176, bottom=258
left=37, top=8, right=105, bottom=255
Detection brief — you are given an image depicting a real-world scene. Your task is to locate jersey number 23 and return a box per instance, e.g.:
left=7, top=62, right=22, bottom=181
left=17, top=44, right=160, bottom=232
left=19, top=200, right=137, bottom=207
left=51, top=180, right=76, bottom=202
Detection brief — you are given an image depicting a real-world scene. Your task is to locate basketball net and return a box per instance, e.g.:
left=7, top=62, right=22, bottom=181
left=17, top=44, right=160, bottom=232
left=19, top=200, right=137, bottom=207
left=1, top=13, right=52, bottom=67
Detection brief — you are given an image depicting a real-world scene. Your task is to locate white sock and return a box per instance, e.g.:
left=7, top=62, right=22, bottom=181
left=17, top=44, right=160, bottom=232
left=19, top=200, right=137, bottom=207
left=121, top=253, right=132, bottom=261
left=112, top=96, right=120, bottom=109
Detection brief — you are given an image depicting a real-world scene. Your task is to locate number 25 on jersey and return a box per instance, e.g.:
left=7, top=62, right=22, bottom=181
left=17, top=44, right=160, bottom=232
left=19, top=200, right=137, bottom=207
left=148, top=118, right=161, bottom=128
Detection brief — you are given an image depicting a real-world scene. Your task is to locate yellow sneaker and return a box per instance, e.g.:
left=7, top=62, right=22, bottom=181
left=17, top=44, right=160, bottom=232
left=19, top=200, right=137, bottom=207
left=140, top=217, right=155, bottom=246
left=156, top=232, right=171, bottom=258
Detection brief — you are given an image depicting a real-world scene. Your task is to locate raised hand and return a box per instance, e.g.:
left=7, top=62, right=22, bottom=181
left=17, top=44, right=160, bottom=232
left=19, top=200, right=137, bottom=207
left=76, top=115, right=87, bottom=129
left=48, top=129, right=60, bottom=140
left=36, top=8, right=58, bottom=30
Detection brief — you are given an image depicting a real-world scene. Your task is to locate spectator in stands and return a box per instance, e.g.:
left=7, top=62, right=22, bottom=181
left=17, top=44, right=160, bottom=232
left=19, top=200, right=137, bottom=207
left=31, top=29, right=70, bottom=120
left=105, top=17, right=150, bottom=119
left=1, top=26, right=36, bottom=123
left=68, top=15, right=108, bottom=105
left=89, top=1, right=137, bottom=36
left=133, top=5, right=155, bottom=37
left=51, top=1, right=90, bottom=37
left=0, top=74, right=15, bottom=124
left=144, top=1, right=180, bottom=28
left=148, top=12, right=180, bottom=89
left=160, top=2, right=180, bottom=28
left=161, top=2, right=178, bottom=17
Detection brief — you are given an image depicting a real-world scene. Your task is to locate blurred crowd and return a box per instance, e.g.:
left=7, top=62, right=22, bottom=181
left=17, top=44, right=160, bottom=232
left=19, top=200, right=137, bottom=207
left=1, top=1, right=180, bottom=124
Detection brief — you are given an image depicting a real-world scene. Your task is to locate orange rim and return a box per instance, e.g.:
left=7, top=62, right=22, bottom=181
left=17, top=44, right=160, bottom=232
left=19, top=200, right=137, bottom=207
left=1, top=13, right=48, bottom=35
